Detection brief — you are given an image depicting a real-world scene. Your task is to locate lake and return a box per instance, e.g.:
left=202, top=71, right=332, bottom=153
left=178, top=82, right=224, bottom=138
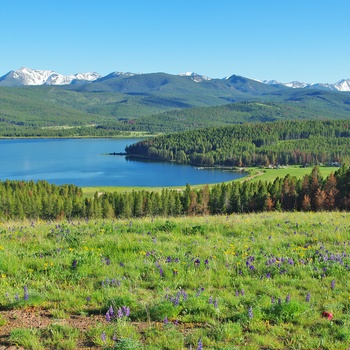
left=0, top=138, right=247, bottom=187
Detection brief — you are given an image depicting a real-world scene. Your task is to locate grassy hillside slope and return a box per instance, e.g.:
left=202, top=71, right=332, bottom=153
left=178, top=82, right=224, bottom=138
left=1, top=212, right=350, bottom=349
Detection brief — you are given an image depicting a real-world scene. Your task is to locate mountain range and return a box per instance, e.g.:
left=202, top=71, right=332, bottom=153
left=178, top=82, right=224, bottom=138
left=1, top=67, right=349, bottom=92
left=1, top=66, right=350, bottom=137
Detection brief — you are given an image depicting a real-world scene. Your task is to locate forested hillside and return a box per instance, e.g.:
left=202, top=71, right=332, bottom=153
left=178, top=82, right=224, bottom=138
left=125, top=120, right=350, bottom=166
left=1, top=165, right=349, bottom=220
left=1, top=72, right=350, bottom=137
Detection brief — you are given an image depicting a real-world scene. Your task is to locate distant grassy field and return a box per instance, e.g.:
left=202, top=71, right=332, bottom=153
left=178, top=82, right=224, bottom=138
left=1, top=212, right=350, bottom=349
left=243, top=165, right=338, bottom=183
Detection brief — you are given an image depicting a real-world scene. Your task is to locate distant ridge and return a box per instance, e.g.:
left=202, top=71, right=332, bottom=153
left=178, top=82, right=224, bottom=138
left=0, top=67, right=349, bottom=92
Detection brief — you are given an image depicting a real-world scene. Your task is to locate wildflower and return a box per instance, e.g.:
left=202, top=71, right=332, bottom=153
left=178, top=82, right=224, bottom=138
left=117, top=308, right=123, bottom=318
left=331, top=279, right=336, bottom=290
left=122, top=306, right=130, bottom=317
left=109, top=305, right=114, bottom=317
left=163, top=316, right=169, bottom=324
left=101, top=331, right=106, bottom=342
left=241, top=289, right=245, bottom=296
left=197, top=338, right=203, bottom=350
left=106, top=311, right=111, bottom=322
left=15, top=294, right=19, bottom=301
left=86, top=296, right=91, bottom=302
left=248, top=306, right=253, bottom=319
left=209, top=296, right=213, bottom=304
left=214, top=298, right=218, bottom=308
left=286, top=294, right=291, bottom=303
left=71, top=259, right=77, bottom=269
left=306, top=292, right=311, bottom=302
left=23, top=286, right=29, bottom=301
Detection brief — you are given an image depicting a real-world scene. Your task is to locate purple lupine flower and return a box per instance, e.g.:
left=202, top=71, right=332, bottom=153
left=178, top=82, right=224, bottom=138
left=159, top=267, right=164, bottom=277
left=163, top=316, right=169, bottom=324
left=331, top=279, right=336, bottom=290
left=23, top=286, right=29, bottom=301
left=197, top=338, right=203, bottom=350
left=194, top=258, right=200, bottom=266
left=112, top=332, right=117, bottom=341
left=86, top=296, right=91, bottom=302
left=117, top=308, right=123, bottom=318
left=235, top=290, right=239, bottom=296
left=286, top=294, right=291, bottom=303
left=72, top=259, right=77, bottom=268
left=214, top=298, right=218, bottom=308
left=209, top=296, right=213, bottom=304
left=248, top=306, right=253, bottom=319
left=101, top=331, right=106, bottom=342
left=241, top=289, right=245, bottom=296
left=109, top=305, right=114, bottom=317
left=122, top=306, right=130, bottom=317
left=106, top=311, right=111, bottom=322
left=15, top=294, right=19, bottom=301
left=205, top=259, right=209, bottom=265
left=271, top=296, right=275, bottom=304
left=306, top=292, right=311, bottom=302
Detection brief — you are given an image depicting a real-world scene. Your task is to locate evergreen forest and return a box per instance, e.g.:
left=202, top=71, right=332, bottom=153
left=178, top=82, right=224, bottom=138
left=1, top=165, right=349, bottom=220
left=125, top=120, right=350, bottom=167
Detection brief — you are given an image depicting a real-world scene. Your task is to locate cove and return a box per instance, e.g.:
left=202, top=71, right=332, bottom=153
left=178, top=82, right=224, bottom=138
left=0, top=138, right=247, bottom=187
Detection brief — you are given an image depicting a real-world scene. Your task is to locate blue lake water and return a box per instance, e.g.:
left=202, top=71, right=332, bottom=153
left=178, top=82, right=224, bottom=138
left=0, top=138, right=247, bottom=187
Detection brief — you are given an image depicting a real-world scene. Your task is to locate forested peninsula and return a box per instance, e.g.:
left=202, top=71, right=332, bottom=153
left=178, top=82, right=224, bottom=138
left=125, top=120, right=350, bottom=167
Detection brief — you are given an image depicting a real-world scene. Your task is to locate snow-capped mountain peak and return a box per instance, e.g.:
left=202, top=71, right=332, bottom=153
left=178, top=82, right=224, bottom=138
left=264, top=78, right=350, bottom=92
left=0, top=67, right=102, bottom=86
left=334, top=79, right=350, bottom=92
left=179, top=72, right=211, bottom=82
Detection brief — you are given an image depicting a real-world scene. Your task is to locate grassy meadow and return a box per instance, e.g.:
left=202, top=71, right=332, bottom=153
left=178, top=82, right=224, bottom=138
left=1, top=212, right=350, bottom=349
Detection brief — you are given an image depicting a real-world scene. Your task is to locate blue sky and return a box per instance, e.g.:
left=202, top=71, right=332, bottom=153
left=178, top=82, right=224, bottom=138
left=1, top=0, right=349, bottom=83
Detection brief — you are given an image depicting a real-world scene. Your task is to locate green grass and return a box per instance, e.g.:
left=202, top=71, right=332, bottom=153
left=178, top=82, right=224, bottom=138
left=243, top=165, right=338, bottom=183
left=1, top=212, right=350, bottom=348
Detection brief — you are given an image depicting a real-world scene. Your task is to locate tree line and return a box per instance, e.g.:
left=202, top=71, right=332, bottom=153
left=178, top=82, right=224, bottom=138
left=1, top=165, right=350, bottom=220
left=125, top=120, right=350, bottom=167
